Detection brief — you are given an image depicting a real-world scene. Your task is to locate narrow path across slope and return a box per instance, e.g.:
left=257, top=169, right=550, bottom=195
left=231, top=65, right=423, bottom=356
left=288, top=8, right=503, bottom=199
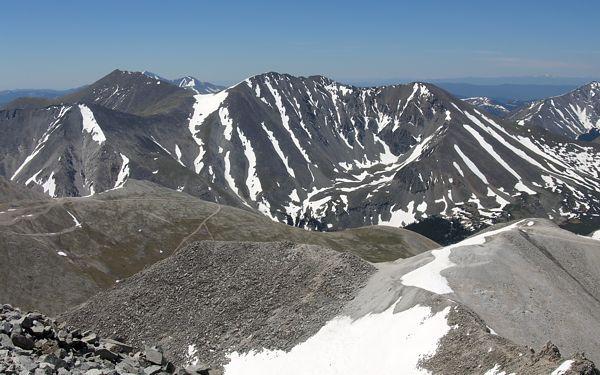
left=173, top=204, right=221, bottom=252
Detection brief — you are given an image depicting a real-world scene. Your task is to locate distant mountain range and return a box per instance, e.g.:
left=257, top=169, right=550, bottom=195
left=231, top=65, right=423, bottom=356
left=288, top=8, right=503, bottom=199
left=461, top=96, right=521, bottom=117
left=142, top=71, right=225, bottom=94
left=1, top=69, right=599, bottom=237
left=0, top=73, right=224, bottom=108
left=434, top=82, right=578, bottom=102
left=0, top=88, right=80, bottom=107
left=509, top=81, right=600, bottom=140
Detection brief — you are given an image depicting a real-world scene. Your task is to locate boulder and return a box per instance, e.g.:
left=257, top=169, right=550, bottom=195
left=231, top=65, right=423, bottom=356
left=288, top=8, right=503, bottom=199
left=0, top=333, right=14, bottom=348
left=11, top=333, right=35, bottom=350
left=144, top=364, right=163, bottom=375
left=144, top=346, right=164, bottom=365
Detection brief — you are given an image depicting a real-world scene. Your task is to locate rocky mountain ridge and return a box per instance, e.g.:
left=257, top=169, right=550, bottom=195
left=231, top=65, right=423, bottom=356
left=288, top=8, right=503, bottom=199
left=461, top=96, right=514, bottom=117
left=142, top=71, right=225, bottom=94
left=2, top=70, right=600, bottom=235
left=509, top=81, right=600, bottom=140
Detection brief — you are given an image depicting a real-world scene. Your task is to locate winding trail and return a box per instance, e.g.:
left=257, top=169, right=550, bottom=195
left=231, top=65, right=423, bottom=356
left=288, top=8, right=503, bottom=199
left=173, top=204, right=221, bottom=252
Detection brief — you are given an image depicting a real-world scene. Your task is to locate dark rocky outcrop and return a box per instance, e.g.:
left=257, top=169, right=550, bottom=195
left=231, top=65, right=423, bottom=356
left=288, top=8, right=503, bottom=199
left=0, top=304, right=220, bottom=374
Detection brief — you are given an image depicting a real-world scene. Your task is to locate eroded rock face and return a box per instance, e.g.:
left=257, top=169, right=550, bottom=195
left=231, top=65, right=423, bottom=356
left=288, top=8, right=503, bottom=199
left=0, top=304, right=219, bottom=374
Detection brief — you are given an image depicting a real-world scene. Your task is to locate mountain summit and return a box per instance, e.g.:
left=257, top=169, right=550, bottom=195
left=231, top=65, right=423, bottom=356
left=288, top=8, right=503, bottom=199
left=509, top=81, right=600, bottom=140
left=142, top=71, right=225, bottom=94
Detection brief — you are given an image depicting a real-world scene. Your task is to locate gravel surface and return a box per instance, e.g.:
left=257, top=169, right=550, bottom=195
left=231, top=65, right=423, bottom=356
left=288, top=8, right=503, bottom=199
left=61, top=241, right=375, bottom=367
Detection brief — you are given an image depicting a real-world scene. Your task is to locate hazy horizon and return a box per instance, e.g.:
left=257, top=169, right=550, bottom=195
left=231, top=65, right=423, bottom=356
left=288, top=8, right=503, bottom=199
left=1, top=68, right=597, bottom=92
left=2, top=1, right=599, bottom=90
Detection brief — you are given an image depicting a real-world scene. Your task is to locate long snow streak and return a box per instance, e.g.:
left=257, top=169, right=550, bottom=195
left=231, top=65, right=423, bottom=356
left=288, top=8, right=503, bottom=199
left=264, top=77, right=311, bottom=163
left=11, top=106, right=71, bottom=180
left=174, top=145, right=184, bottom=166
left=223, top=150, right=248, bottom=206
left=79, top=104, right=107, bottom=144
left=263, top=126, right=296, bottom=178
left=237, top=128, right=262, bottom=200
left=462, top=124, right=521, bottom=180
left=113, top=153, right=130, bottom=189
left=453, top=145, right=489, bottom=184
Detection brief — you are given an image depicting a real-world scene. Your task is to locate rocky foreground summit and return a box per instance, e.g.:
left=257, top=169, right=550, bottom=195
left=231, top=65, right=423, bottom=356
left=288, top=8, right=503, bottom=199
left=0, top=304, right=219, bottom=374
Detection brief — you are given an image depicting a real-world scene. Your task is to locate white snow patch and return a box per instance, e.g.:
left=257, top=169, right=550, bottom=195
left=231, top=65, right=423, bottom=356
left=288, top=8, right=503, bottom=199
left=514, top=181, right=536, bottom=195
left=79, top=105, right=106, bottom=144
left=66, top=210, right=82, bottom=228
left=113, top=154, right=130, bottom=189
left=381, top=201, right=416, bottom=226
left=401, top=220, right=526, bottom=294
left=237, top=128, right=262, bottom=200
left=484, top=364, right=513, bottom=375
left=224, top=301, right=451, bottom=375
left=185, top=344, right=199, bottom=366
left=174, top=145, right=184, bottom=166
left=188, top=91, right=228, bottom=173
left=551, top=360, right=574, bottom=375
left=41, top=172, right=57, bottom=197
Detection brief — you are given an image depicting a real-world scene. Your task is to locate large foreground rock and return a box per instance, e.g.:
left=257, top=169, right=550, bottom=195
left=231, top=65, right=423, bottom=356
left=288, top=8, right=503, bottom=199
left=0, top=304, right=217, bottom=374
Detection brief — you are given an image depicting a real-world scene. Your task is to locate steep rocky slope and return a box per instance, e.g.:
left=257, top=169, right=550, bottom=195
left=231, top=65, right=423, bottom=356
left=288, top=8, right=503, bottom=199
left=0, top=180, right=437, bottom=315
left=60, top=220, right=600, bottom=374
left=510, top=82, right=600, bottom=140
left=2, top=71, right=599, bottom=235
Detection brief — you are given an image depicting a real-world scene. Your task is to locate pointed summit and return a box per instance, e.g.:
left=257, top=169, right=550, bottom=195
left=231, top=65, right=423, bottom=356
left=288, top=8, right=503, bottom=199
left=58, top=69, right=188, bottom=115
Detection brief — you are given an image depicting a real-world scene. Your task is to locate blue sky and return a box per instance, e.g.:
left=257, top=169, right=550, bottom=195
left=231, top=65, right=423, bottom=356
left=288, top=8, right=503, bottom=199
left=1, top=0, right=599, bottom=89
